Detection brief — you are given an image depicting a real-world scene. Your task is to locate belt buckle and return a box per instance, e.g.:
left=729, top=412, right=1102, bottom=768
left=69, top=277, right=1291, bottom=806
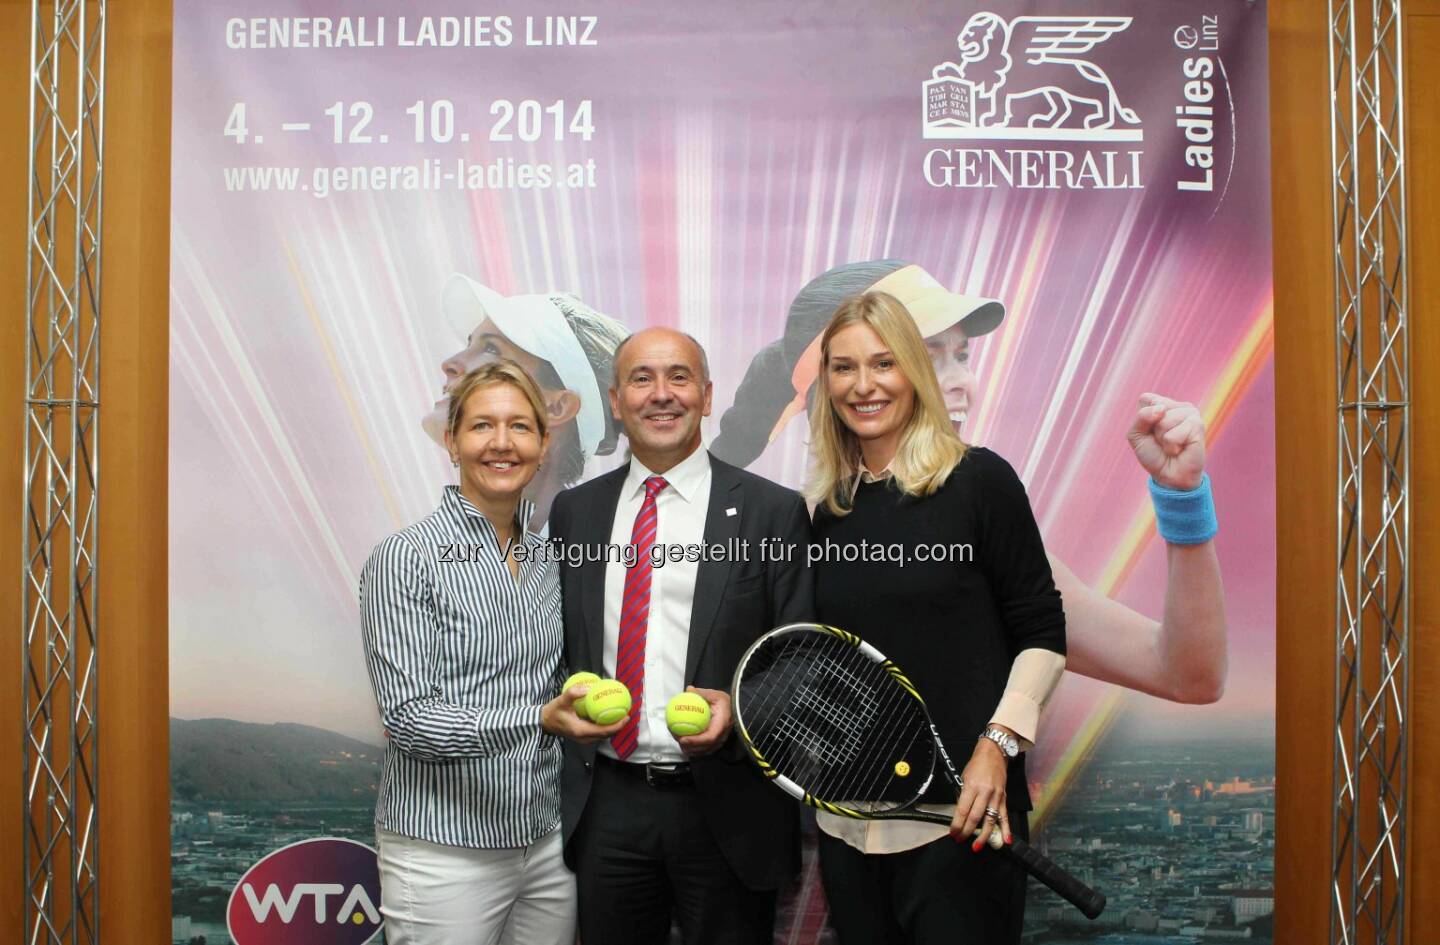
left=644, top=762, right=689, bottom=788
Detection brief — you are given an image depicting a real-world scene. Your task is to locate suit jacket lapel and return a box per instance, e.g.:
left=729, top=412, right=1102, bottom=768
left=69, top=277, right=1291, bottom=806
left=685, top=456, right=742, bottom=683
left=582, top=466, right=626, bottom=672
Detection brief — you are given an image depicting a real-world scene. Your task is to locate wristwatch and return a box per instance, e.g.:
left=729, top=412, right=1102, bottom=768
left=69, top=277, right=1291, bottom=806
left=979, top=726, right=1020, bottom=759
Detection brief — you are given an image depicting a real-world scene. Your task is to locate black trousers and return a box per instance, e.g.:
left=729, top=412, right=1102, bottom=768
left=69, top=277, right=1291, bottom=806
left=573, top=758, right=777, bottom=945
left=817, top=814, right=1030, bottom=945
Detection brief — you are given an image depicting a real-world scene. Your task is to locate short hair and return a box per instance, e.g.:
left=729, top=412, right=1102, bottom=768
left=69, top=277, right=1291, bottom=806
left=445, top=360, right=550, bottom=441
left=611, top=329, right=711, bottom=386
left=805, top=292, right=968, bottom=516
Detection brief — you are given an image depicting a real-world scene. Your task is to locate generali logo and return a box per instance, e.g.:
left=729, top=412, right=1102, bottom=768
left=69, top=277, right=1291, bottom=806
left=923, top=13, right=1142, bottom=142
left=920, top=11, right=1145, bottom=191
left=920, top=9, right=1240, bottom=199
left=226, top=838, right=383, bottom=945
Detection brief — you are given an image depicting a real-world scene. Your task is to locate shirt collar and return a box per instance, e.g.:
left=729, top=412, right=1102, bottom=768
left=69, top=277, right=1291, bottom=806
left=848, top=463, right=892, bottom=501
left=443, top=485, right=538, bottom=535
left=625, top=445, right=711, bottom=504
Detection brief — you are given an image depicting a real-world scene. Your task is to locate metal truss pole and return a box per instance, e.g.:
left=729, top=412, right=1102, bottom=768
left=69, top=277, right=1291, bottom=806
left=1327, top=0, right=1410, bottom=940
left=22, top=0, right=106, bottom=943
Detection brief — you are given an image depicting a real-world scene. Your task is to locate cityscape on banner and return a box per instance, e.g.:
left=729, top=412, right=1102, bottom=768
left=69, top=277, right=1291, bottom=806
left=166, top=719, right=1273, bottom=944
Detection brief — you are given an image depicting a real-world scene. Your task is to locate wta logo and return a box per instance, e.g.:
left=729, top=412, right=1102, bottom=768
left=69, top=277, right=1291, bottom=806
left=226, top=838, right=383, bottom=945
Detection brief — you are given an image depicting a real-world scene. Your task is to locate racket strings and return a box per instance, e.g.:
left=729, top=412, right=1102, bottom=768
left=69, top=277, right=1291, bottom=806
left=810, top=658, right=930, bottom=811
left=764, top=641, right=874, bottom=789
left=739, top=634, right=858, bottom=785
left=844, top=697, right=923, bottom=801
left=738, top=633, right=829, bottom=782
left=815, top=657, right=931, bottom=809
left=804, top=649, right=898, bottom=798
left=737, top=629, right=935, bottom=814
left=783, top=644, right=887, bottom=796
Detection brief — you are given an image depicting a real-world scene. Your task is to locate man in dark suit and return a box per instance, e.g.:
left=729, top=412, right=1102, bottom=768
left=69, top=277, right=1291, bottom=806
left=548, top=327, right=814, bottom=945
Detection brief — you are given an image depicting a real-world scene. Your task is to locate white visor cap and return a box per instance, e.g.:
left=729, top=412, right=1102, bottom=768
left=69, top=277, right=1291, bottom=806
left=442, top=274, right=607, bottom=460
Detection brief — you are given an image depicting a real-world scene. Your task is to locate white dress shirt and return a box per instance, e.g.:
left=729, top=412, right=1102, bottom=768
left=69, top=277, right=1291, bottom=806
left=599, top=446, right=712, bottom=764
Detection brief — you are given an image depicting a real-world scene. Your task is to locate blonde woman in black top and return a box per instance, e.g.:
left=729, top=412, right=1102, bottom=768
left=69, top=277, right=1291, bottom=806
left=717, top=260, right=1225, bottom=707
left=805, top=292, right=1066, bottom=945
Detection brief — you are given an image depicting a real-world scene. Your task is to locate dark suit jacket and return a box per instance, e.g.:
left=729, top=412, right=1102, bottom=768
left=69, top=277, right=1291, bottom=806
left=548, top=452, right=815, bottom=891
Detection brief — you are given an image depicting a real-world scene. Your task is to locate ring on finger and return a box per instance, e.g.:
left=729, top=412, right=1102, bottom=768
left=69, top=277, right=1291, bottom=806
left=984, top=806, right=1000, bottom=820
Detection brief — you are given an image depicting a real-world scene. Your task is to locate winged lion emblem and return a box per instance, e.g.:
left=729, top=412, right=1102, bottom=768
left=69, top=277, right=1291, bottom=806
left=932, top=14, right=1141, bottom=132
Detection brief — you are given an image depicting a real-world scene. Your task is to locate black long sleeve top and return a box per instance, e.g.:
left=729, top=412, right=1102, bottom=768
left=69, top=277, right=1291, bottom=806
left=812, top=447, right=1065, bottom=809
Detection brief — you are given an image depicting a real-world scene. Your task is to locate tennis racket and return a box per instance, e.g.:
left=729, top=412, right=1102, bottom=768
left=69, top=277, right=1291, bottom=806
left=731, top=622, right=1105, bottom=920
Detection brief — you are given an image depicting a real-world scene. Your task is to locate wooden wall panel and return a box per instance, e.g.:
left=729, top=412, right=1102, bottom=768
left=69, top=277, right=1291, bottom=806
left=1269, top=0, right=1336, bottom=940
left=97, top=1, right=174, bottom=942
left=2, top=0, right=32, bottom=936
left=1271, top=0, right=1439, bottom=941
left=1405, top=11, right=1439, bottom=941
left=1, top=0, right=173, bottom=941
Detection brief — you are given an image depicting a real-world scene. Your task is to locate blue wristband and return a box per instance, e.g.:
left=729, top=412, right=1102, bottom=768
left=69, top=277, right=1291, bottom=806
left=1148, top=473, right=1218, bottom=545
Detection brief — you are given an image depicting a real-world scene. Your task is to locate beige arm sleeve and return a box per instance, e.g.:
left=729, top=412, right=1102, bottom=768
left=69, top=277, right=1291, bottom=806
left=988, top=647, right=1067, bottom=750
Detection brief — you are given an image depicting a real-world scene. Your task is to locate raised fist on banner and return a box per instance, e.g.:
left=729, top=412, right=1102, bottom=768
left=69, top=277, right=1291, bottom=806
left=1127, top=392, right=1206, bottom=492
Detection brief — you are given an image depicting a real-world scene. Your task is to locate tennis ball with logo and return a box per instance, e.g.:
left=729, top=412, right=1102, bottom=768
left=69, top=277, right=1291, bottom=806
left=665, top=692, right=711, bottom=737
left=586, top=680, right=633, bottom=726
left=562, top=671, right=602, bottom=719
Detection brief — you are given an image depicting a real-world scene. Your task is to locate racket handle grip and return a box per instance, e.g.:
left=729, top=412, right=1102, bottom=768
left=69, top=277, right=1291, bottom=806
left=1006, top=836, right=1106, bottom=920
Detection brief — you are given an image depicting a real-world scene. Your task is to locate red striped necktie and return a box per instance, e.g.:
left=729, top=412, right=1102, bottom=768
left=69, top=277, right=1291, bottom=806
left=612, top=475, right=668, bottom=759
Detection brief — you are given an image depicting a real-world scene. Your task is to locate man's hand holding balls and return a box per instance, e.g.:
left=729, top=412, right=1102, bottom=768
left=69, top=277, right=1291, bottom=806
left=670, top=686, right=731, bottom=757
left=665, top=692, right=711, bottom=736
left=542, top=676, right=732, bottom=754
left=541, top=673, right=626, bottom=744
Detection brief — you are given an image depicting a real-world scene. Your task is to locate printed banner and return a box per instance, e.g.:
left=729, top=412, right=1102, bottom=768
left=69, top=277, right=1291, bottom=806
left=170, top=3, right=1274, bottom=942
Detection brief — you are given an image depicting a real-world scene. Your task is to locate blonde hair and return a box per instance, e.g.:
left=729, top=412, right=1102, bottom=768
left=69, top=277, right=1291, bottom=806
left=446, top=360, right=550, bottom=441
left=805, top=292, right=968, bottom=516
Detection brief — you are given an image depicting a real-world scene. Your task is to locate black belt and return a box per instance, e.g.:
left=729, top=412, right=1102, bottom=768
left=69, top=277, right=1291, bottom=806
left=596, top=753, right=695, bottom=788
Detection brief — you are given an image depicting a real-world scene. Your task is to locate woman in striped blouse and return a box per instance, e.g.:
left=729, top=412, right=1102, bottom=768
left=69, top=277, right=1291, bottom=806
left=360, top=360, right=620, bottom=945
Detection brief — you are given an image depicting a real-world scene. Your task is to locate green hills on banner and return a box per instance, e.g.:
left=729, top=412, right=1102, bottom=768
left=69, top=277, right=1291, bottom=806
left=170, top=718, right=381, bottom=803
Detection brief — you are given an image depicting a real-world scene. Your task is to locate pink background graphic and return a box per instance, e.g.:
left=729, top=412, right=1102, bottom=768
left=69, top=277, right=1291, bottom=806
left=170, top=2, right=1273, bottom=940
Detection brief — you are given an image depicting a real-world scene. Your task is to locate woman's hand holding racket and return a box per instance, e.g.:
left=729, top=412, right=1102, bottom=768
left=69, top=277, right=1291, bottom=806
left=955, top=732, right=1012, bottom=851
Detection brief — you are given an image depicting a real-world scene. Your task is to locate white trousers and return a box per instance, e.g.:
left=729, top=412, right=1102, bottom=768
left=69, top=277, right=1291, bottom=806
left=375, top=826, right=576, bottom=945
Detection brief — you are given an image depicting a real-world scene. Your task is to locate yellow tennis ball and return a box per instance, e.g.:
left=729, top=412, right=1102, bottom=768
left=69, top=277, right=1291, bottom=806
left=665, top=692, right=711, bottom=737
left=585, top=679, right=632, bottom=726
left=562, top=671, right=602, bottom=719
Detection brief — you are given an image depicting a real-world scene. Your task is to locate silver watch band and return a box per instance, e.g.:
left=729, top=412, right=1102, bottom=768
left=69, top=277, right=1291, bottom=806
left=980, top=726, right=1018, bottom=758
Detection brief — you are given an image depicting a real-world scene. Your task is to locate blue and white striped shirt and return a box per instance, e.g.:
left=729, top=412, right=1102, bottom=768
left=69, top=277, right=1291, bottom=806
left=359, top=486, right=563, bottom=849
